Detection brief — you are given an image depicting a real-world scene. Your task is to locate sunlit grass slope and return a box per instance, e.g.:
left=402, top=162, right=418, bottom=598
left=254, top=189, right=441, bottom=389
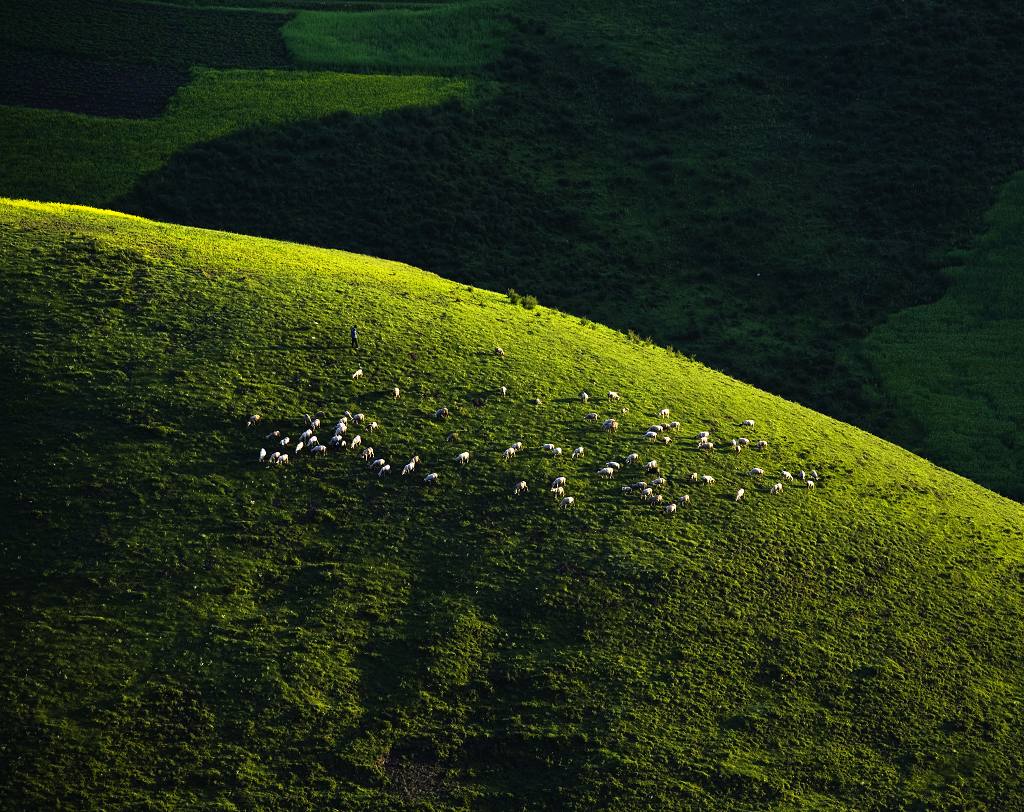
left=865, top=172, right=1024, bottom=501
left=2, top=199, right=1023, bottom=810
left=0, top=69, right=471, bottom=205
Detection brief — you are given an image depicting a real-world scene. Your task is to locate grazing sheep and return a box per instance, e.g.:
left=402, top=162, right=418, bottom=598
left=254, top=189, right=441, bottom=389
left=584, top=412, right=599, bottom=422
left=294, top=441, right=305, bottom=455
left=689, top=472, right=700, bottom=482
left=668, top=421, right=680, bottom=429
left=503, top=447, right=517, bottom=461
left=664, top=502, right=678, bottom=514
left=650, top=477, right=666, bottom=488
left=377, top=464, right=391, bottom=477
left=393, top=387, right=401, bottom=400
left=734, top=488, right=745, bottom=502
left=603, top=418, right=619, bottom=432
left=402, top=457, right=420, bottom=476
left=311, top=418, right=320, bottom=431
left=328, top=436, right=346, bottom=449
left=299, top=429, right=313, bottom=443
left=369, top=458, right=386, bottom=472
left=276, top=453, right=290, bottom=465
left=678, top=494, right=691, bottom=506
left=350, top=435, right=362, bottom=450
left=495, top=347, right=505, bottom=357
left=265, top=430, right=281, bottom=440
left=424, top=472, right=439, bottom=485
left=360, top=447, right=375, bottom=461
left=737, top=437, right=750, bottom=446
left=701, top=475, right=716, bottom=485
left=697, top=440, right=715, bottom=451
left=367, top=422, right=379, bottom=433
left=606, top=461, right=621, bottom=470
left=559, top=496, right=576, bottom=509
left=696, top=431, right=711, bottom=440
left=434, top=407, right=450, bottom=420
left=446, top=431, right=459, bottom=443
left=753, top=440, right=768, bottom=451
left=660, top=436, right=673, bottom=445
left=353, top=413, right=365, bottom=425
left=645, top=460, right=659, bottom=472
left=542, top=443, right=556, bottom=452
left=748, top=467, right=765, bottom=477
left=639, top=488, right=653, bottom=500
left=648, top=425, right=665, bottom=433
left=456, top=451, right=471, bottom=465
left=625, top=452, right=640, bottom=465
left=280, top=436, right=291, bottom=447
left=514, top=481, right=528, bottom=495
left=811, top=469, right=820, bottom=481
left=621, top=485, right=633, bottom=494
left=551, top=447, right=563, bottom=457
left=781, top=470, right=794, bottom=481
left=572, top=446, right=585, bottom=459
left=798, top=470, right=807, bottom=481
left=770, top=482, right=784, bottom=495
left=659, top=408, right=671, bottom=418
left=513, top=441, right=524, bottom=451
left=247, top=414, right=261, bottom=428
left=352, top=368, right=364, bottom=380
left=258, top=448, right=267, bottom=463
left=551, top=486, right=565, bottom=499
left=580, top=391, right=589, bottom=402
left=311, top=444, right=328, bottom=456
left=608, top=391, right=620, bottom=401
left=269, top=451, right=281, bottom=463
left=807, top=480, right=816, bottom=490
left=307, top=435, right=318, bottom=447
left=645, top=431, right=659, bottom=441
left=741, top=419, right=754, bottom=427
left=598, top=466, right=616, bottom=479
left=500, top=385, right=508, bottom=397
left=631, top=481, right=648, bottom=491
left=551, top=476, right=567, bottom=489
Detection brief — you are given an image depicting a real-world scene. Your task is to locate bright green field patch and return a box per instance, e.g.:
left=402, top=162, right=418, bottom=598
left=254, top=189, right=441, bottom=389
left=2, top=200, right=1023, bottom=809
left=283, top=1, right=512, bottom=71
left=0, top=68, right=470, bottom=205
left=864, top=172, right=1024, bottom=500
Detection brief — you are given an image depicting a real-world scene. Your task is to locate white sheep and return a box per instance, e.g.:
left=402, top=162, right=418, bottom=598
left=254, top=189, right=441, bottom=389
left=369, top=458, right=386, bottom=472
left=734, top=488, right=745, bottom=502
left=689, top=472, right=700, bottom=482
left=353, top=413, right=365, bottom=425
left=603, top=419, right=619, bottom=432
left=424, top=472, right=439, bottom=485
left=620, top=485, right=633, bottom=494
left=367, top=422, right=379, bottom=433
left=550, top=486, right=565, bottom=499
left=625, top=452, right=639, bottom=465
left=696, top=431, right=710, bottom=440
left=559, top=496, right=575, bottom=509
left=329, top=436, right=346, bottom=449
left=737, top=437, right=750, bottom=446
left=701, top=475, right=716, bottom=485
left=541, top=443, right=556, bottom=452
left=580, top=391, right=589, bottom=402
left=697, top=440, right=714, bottom=451
left=294, top=441, right=305, bottom=454
left=597, top=466, right=615, bottom=479
left=770, top=482, right=783, bottom=495
left=645, top=460, right=659, bottom=471
left=748, top=467, right=765, bottom=477
left=280, top=436, right=291, bottom=447
left=572, top=446, right=585, bottom=459
left=456, top=451, right=471, bottom=465
left=393, top=387, right=401, bottom=399
left=514, top=480, right=528, bottom=495
left=668, top=421, right=680, bottom=429
left=807, top=480, right=816, bottom=490
left=584, top=412, right=599, bottom=421
left=659, top=408, right=670, bottom=418
left=298, top=429, right=312, bottom=443
left=360, top=447, right=375, bottom=461
left=659, top=436, right=672, bottom=445
left=741, top=419, right=754, bottom=427
left=551, top=476, right=567, bottom=489
left=551, top=447, right=563, bottom=457
left=512, top=441, right=523, bottom=451
left=307, top=435, right=318, bottom=447
left=631, top=481, right=648, bottom=491
left=268, top=451, right=281, bottom=463
left=500, top=385, right=508, bottom=397
left=377, top=464, right=391, bottom=477
left=664, top=502, right=677, bottom=514
left=276, top=453, right=289, bottom=465
left=265, top=430, right=281, bottom=440
left=754, top=440, right=768, bottom=451
left=310, top=444, right=327, bottom=456
left=495, top=347, right=505, bottom=357
left=350, top=435, right=362, bottom=450
left=781, top=470, right=794, bottom=481
left=402, top=460, right=417, bottom=476
left=352, top=368, right=363, bottom=380
left=639, top=488, right=653, bottom=499
left=650, top=477, right=666, bottom=488
left=606, top=461, right=621, bottom=470
left=247, top=414, right=261, bottom=428
left=311, top=418, right=320, bottom=431
left=259, top=448, right=267, bottom=463
left=678, top=494, right=691, bottom=506
left=648, top=425, right=664, bottom=433
left=502, top=447, right=517, bottom=461
left=608, top=391, right=620, bottom=401
left=644, top=431, right=659, bottom=441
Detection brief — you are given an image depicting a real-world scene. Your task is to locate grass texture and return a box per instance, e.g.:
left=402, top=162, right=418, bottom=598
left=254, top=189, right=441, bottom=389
left=283, top=2, right=513, bottom=72
left=0, top=69, right=471, bottom=205
left=1, top=200, right=1023, bottom=809
left=864, top=172, right=1024, bottom=500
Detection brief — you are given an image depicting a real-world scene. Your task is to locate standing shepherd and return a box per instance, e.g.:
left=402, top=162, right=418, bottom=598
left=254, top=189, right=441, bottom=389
left=350, top=325, right=359, bottom=349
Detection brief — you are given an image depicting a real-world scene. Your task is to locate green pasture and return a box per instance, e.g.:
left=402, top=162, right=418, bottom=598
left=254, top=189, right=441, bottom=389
left=2, top=200, right=1022, bottom=809
left=864, top=172, right=1024, bottom=500
left=283, top=1, right=513, bottom=72
left=0, top=69, right=471, bottom=204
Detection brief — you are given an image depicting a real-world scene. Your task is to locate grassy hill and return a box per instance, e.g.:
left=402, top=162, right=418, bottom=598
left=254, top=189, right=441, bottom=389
left=2, top=199, right=1023, bottom=809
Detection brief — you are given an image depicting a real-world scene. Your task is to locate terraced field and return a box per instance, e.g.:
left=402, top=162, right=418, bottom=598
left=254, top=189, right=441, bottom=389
left=2, top=200, right=1022, bottom=809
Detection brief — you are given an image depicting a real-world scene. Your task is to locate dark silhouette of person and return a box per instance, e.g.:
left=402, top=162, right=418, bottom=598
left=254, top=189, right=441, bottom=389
left=350, top=325, right=358, bottom=349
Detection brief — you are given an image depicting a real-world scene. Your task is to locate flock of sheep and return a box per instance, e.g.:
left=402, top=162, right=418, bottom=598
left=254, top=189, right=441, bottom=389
left=245, top=351, right=822, bottom=517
